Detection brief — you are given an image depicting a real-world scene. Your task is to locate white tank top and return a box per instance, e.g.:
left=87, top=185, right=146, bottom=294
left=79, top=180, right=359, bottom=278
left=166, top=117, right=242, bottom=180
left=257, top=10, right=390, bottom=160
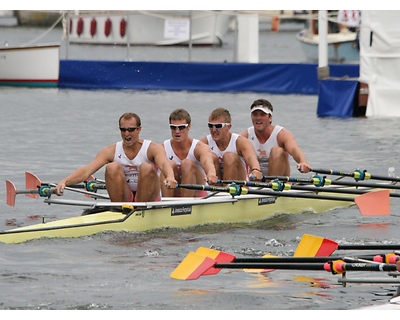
left=113, top=140, right=153, bottom=192
left=163, top=138, right=205, bottom=176
left=247, top=125, right=283, bottom=176
left=206, top=133, right=247, bottom=173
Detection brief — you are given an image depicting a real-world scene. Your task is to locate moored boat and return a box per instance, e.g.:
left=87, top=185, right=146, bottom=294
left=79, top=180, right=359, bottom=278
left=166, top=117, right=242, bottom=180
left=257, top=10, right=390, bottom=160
left=65, top=10, right=233, bottom=46
left=296, top=11, right=359, bottom=63
left=0, top=43, right=60, bottom=87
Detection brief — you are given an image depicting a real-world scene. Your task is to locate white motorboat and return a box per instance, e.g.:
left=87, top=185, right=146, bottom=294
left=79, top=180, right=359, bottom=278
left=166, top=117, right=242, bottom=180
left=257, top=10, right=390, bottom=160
left=0, top=43, right=60, bottom=87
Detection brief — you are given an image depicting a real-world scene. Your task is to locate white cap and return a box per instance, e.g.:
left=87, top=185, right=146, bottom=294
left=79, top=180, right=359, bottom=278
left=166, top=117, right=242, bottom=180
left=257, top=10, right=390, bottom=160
left=251, top=105, right=272, bottom=115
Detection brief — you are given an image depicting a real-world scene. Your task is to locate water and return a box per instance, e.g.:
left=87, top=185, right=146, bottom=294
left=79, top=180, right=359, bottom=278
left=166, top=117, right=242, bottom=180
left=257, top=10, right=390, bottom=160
left=1, top=24, right=400, bottom=313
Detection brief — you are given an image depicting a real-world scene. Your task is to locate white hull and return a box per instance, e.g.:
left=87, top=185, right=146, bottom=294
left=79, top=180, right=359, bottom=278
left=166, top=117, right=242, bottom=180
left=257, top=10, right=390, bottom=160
left=297, top=28, right=359, bottom=63
left=296, top=30, right=360, bottom=63
left=0, top=44, right=60, bottom=87
left=65, top=11, right=233, bottom=46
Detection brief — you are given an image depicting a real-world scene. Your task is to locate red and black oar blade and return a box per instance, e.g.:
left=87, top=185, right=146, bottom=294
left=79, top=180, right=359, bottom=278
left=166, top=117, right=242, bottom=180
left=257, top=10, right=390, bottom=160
left=294, top=234, right=339, bottom=257
left=355, top=189, right=390, bottom=216
left=195, top=247, right=235, bottom=275
left=5, top=180, right=17, bottom=207
left=170, top=252, right=217, bottom=281
left=25, top=171, right=40, bottom=199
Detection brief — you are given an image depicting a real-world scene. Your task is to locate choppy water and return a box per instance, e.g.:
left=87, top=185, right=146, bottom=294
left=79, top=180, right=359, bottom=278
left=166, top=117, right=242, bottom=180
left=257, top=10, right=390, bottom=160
left=1, top=23, right=400, bottom=313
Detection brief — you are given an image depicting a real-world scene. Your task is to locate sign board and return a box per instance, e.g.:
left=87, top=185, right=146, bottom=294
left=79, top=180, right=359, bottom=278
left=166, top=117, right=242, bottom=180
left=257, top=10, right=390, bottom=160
left=164, top=19, right=190, bottom=39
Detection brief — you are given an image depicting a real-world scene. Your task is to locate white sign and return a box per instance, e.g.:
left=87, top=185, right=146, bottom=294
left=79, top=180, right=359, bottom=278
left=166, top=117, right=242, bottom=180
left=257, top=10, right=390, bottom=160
left=164, top=19, right=190, bottom=39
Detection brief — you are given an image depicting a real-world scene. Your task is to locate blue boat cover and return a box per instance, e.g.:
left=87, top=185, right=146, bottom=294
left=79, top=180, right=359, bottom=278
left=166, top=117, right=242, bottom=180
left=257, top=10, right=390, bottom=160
left=317, top=79, right=359, bottom=117
left=59, top=60, right=359, bottom=95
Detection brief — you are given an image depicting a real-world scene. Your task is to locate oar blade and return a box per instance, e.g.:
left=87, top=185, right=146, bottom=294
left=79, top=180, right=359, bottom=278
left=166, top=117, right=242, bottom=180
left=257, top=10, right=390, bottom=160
left=170, top=252, right=216, bottom=281
left=243, top=254, right=276, bottom=273
left=25, top=171, right=40, bottom=199
left=195, top=247, right=235, bottom=275
left=354, top=190, right=390, bottom=216
left=5, top=180, right=17, bottom=207
left=295, top=234, right=338, bottom=257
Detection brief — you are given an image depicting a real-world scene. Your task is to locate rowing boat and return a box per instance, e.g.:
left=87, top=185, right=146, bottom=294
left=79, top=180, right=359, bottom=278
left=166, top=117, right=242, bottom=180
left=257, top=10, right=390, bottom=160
left=0, top=192, right=355, bottom=244
left=1, top=190, right=355, bottom=244
left=1, top=170, right=392, bottom=244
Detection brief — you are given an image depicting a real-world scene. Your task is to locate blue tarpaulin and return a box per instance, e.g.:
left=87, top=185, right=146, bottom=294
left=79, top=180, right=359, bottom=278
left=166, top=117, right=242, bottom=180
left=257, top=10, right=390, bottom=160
left=59, top=60, right=359, bottom=95
left=317, top=79, right=359, bottom=117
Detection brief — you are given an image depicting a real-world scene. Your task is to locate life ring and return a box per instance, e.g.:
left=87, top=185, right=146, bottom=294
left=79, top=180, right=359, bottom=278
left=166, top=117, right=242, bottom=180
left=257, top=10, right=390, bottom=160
left=77, top=17, right=83, bottom=36
left=120, top=18, right=126, bottom=37
left=90, top=18, right=97, bottom=37
left=69, top=19, right=73, bottom=34
left=105, top=18, right=112, bottom=37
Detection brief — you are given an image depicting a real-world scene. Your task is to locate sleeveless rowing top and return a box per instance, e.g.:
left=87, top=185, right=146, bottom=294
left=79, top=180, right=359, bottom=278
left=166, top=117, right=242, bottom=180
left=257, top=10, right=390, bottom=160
left=113, top=140, right=153, bottom=192
left=247, top=125, right=283, bottom=176
left=163, top=138, right=205, bottom=176
left=206, top=133, right=247, bottom=173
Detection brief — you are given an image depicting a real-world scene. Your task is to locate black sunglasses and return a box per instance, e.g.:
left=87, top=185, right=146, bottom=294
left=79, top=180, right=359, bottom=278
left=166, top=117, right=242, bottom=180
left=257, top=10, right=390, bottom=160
left=119, top=127, right=139, bottom=132
left=207, top=122, right=230, bottom=129
left=169, top=124, right=189, bottom=130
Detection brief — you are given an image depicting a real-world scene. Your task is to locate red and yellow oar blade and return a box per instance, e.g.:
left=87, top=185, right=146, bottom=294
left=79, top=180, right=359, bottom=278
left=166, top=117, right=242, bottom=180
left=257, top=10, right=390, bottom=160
left=294, top=234, right=339, bottom=257
left=5, top=180, right=17, bottom=207
left=196, top=247, right=235, bottom=262
left=355, top=190, right=390, bottom=216
left=195, top=247, right=235, bottom=275
left=25, top=171, right=40, bottom=199
left=170, top=252, right=217, bottom=281
left=243, top=254, right=277, bottom=273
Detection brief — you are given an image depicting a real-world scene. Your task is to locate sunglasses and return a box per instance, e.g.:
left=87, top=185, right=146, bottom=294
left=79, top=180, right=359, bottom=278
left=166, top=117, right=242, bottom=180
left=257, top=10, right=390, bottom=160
left=119, top=127, right=139, bottom=132
left=169, top=123, right=189, bottom=130
left=207, top=122, right=230, bottom=129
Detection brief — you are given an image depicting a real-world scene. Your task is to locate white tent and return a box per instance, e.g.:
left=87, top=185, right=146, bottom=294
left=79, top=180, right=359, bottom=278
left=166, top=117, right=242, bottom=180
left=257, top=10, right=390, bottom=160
left=360, top=11, right=400, bottom=117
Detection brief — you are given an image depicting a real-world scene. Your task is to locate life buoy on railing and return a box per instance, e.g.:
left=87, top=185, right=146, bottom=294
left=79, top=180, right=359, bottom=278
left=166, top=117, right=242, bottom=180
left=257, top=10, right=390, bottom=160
left=120, top=18, right=126, bottom=37
left=90, top=18, right=97, bottom=37
left=105, top=18, right=112, bottom=37
left=77, top=17, right=84, bottom=36
left=69, top=19, right=73, bottom=34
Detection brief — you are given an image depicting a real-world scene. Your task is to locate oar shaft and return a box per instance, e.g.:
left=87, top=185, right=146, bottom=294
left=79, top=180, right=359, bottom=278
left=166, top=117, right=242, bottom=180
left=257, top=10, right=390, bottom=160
left=213, top=262, right=397, bottom=272
left=245, top=188, right=355, bottom=202
left=312, top=168, right=400, bottom=183
left=232, top=255, right=385, bottom=263
left=178, top=183, right=357, bottom=201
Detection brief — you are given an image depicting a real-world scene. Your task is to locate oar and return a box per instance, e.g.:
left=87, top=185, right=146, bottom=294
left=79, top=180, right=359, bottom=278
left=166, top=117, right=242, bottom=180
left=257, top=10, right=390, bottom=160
left=295, top=234, right=400, bottom=257
left=6, top=179, right=55, bottom=207
left=170, top=251, right=398, bottom=280
left=261, top=175, right=400, bottom=191
left=194, top=246, right=399, bottom=274
left=219, top=179, right=400, bottom=198
left=195, top=247, right=396, bottom=265
left=311, top=168, right=400, bottom=183
left=177, top=183, right=391, bottom=216
left=25, top=171, right=109, bottom=200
